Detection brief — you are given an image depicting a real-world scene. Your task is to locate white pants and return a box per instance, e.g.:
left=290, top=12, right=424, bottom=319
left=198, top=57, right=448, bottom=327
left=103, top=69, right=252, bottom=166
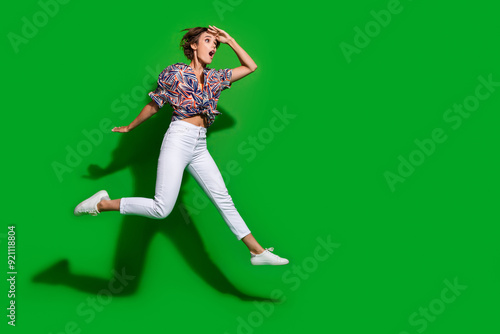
left=119, top=120, right=251, bottom=240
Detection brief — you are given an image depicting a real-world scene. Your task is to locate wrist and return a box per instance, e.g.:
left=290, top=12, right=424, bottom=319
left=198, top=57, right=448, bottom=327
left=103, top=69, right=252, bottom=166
left=227, top=37, right=235, bottom=46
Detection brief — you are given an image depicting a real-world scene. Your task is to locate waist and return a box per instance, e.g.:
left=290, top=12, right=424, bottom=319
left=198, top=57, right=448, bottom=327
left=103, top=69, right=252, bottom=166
left=179, top=115, right=209, bottom=128
left=169, top=118, right=208, bottom=134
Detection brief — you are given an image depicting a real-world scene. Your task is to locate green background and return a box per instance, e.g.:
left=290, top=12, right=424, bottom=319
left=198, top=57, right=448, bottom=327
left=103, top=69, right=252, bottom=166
left=2, top=0, right=499, bottom=333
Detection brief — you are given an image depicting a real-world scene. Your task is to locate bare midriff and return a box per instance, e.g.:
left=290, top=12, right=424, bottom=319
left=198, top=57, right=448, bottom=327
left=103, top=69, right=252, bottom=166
left=180, top=114, right=209, bottom=128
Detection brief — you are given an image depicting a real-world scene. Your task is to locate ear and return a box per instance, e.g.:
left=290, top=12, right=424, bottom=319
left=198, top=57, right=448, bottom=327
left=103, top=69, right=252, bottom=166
left=190, top=41, right=197, bottom=52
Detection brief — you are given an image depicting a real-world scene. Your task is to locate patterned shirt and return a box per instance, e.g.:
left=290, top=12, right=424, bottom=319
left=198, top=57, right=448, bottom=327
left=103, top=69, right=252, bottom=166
left=148, top=62, right=233, bottom=127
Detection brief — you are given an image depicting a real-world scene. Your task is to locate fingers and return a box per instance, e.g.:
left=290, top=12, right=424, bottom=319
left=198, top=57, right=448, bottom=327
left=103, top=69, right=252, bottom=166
left=209, top=25, right=221, bottom=34
left=208, top=28, right=218, bottom=37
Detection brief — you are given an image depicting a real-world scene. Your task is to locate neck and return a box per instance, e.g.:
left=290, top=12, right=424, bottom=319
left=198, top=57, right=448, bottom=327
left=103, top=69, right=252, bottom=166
left=188, top=57, right=206, bottom=73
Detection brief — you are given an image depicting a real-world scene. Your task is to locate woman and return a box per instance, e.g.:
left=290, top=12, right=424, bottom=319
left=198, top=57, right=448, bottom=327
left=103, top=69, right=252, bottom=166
left=74, top=25, right=289, bottom=266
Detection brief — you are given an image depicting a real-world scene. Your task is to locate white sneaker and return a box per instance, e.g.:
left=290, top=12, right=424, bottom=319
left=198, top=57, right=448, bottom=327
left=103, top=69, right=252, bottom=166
left=74, top=190, right=110, bottom=216
left=250, top=247, right=289, bottom=265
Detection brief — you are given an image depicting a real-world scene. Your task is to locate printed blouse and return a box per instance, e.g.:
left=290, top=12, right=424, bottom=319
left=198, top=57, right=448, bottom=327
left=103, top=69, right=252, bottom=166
left=148, top=62, right=233, bottom=127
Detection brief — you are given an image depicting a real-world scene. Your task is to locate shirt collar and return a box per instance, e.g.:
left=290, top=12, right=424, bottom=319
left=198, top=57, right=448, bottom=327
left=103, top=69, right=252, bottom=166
left=182, top=63, right=211, bottom=74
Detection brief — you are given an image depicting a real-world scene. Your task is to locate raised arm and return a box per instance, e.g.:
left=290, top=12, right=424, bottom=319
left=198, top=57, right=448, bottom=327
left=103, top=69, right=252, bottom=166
left=208, top=25, right=257, bottom=83
left=112, top=100, right=159, bottom=133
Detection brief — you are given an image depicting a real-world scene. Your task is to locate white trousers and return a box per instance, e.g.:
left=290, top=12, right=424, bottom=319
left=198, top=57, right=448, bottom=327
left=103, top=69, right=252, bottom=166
left=119, top=120, right=251, bottom=240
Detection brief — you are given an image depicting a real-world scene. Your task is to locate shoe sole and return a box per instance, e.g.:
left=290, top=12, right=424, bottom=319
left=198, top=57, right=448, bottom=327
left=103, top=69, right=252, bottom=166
left=251, top=259, right=289, bottom=266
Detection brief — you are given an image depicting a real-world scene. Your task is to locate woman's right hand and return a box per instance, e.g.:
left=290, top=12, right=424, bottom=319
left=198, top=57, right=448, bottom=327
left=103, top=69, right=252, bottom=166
left=208, top=25, right=233, bottom=44
left=112, top=125, right=130, bottom=133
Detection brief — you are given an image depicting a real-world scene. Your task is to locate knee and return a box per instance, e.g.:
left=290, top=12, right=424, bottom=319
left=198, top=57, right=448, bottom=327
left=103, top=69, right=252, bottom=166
left=217, top=193, right=235, bottom=208
left=152, top=202, right=173, bottom=220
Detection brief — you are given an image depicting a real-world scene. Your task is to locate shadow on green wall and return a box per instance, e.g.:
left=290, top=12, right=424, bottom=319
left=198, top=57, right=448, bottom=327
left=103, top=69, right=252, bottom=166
left=34, top=105, right=273, bottom=302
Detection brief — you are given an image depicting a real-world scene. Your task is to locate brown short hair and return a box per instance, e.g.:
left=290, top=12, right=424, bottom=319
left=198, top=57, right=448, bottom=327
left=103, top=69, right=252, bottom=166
left=180, top=27, right=220, bottom=61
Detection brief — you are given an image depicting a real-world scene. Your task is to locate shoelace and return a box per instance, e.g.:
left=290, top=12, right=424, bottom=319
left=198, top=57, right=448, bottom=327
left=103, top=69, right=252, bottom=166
left=265, top=247, right=283, bottom=260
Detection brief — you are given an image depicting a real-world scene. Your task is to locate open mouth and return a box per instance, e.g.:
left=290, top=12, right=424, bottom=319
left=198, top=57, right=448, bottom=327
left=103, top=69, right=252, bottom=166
left=209, top=50, right=215, bottom=58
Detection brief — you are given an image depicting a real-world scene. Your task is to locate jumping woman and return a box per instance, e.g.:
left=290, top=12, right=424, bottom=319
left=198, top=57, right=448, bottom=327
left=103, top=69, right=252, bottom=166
left=74, top=25, right=289, bottom=266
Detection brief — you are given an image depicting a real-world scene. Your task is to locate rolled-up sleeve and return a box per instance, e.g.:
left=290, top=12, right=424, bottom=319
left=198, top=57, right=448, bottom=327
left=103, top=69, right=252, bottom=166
left=217, top=68, right=233, bottom=91
left=148, top=65, right=177, bottom=108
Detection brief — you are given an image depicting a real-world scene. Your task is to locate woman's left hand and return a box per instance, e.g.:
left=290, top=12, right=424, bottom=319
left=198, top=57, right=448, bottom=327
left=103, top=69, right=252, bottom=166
left=112, top=126, right=130, bottom=133
left=208, top=25, right=233, bottom=44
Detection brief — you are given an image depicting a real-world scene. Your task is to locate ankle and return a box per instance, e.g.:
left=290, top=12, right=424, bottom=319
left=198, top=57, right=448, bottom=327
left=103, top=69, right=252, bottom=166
left=96, top=200, right=106, bottom=212
left=250, top=247, right=265, bottom=255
